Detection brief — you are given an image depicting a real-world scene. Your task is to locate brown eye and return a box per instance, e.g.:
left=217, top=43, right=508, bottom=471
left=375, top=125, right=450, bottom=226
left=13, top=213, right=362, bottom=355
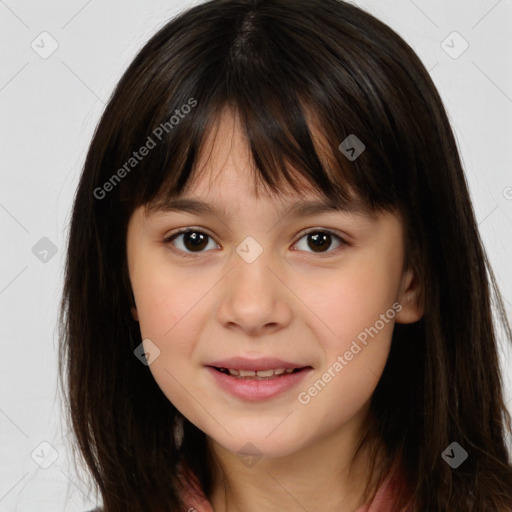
left=164, top=229, right=218, bottom=254
left=294, top=230, right=345, bottom=254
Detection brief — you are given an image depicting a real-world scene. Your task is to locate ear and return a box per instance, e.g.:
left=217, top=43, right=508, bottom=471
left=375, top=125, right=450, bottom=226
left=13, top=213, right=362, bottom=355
left=395, top=267, right=423, bottom=324
left=130, top=305, right=139, bottom=322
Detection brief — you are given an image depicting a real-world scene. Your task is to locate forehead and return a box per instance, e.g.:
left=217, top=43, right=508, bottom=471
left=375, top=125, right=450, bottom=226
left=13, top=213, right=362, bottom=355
left=145, top=107, right=374, bottom=218
left=144, top=163, right=375, bottom=223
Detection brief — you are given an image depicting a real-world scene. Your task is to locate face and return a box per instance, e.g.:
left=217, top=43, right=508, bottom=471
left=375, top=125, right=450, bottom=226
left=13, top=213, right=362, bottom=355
left=126, top=109, right=422, bottom=462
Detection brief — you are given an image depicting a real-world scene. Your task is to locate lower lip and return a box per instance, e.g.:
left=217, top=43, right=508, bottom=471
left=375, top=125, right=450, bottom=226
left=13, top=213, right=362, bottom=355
left=206, top=367, right=312, bottom=401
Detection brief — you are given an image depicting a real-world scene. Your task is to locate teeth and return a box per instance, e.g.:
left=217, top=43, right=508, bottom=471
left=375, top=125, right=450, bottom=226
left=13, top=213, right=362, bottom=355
left=222, top=368, right=297, bottom=378
left=239, top=369, right=256, bottom=377
left=255, top=369, right=274, bottom=377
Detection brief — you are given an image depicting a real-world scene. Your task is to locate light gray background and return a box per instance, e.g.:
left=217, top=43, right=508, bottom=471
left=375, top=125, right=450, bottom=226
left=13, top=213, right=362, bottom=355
left=1, top=0, right=511, bottom=510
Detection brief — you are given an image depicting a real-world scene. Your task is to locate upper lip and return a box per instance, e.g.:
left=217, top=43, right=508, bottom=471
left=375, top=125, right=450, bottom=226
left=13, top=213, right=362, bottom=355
left=206, top=357, right=311, bottom=371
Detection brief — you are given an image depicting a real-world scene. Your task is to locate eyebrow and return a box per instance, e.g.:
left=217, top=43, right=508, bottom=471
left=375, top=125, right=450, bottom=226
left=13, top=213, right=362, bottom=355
left=146, top=196, right=373, bottom=219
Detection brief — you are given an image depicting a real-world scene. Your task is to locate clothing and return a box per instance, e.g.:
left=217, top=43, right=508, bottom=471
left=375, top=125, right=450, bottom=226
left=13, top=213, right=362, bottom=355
left=87, top=462, right=409, bottom=511
left=179, top=462, right=410, bottom=512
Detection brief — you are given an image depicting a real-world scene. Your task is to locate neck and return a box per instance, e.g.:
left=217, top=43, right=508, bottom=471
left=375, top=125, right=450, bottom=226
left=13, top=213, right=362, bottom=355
left=207, top=422, right=384, bottom=512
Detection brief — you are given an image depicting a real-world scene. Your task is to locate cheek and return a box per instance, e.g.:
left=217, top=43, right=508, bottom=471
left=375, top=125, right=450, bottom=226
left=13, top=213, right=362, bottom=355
left=130, top=247, right=199, bottom=336
left=131, top=265, right=212, bottom=417
left=290, top=264, right=400, bottom=427
left=130, top=258, right=225, bottom=385
left=297, top=255, right=400, bottom=353
left=294, top=265, right=399, bottom=430
left=335, top=271, right=397, bottom=343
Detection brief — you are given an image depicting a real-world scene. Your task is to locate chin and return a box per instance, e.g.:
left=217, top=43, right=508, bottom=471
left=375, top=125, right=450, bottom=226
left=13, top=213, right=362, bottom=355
left=210, top=429, right=306, bottom=462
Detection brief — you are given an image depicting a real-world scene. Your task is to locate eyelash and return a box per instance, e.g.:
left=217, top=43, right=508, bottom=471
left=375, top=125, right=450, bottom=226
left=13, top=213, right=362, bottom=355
left=162, top=227, right=348, bottom=258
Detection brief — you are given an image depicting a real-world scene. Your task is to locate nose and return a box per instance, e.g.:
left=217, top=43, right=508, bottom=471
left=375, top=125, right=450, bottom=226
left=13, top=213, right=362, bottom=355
left=215, top=247, right=293, bottom=337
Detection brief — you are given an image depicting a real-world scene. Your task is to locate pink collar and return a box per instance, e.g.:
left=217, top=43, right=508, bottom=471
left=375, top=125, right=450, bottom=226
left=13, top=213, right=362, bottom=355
left=178, top=462, right=409, bottom=512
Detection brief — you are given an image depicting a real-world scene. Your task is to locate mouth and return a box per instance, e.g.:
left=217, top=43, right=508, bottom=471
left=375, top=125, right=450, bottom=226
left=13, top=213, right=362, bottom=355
left=210, top=366, right=310, bottom=380
left=206, top=364, right=313, bottom=401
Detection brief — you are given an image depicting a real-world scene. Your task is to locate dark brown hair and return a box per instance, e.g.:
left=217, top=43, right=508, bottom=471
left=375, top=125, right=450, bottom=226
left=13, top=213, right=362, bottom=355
left=58, top=0, right=512, bottom=510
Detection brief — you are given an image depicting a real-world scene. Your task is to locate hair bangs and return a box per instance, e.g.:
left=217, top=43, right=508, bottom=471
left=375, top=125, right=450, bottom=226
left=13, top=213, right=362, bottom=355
left=136, top=91, right=395, bottom=220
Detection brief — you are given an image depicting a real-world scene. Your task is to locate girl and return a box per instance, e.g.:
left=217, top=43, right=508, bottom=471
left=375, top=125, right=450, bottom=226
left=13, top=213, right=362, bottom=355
left=58, top=0, right=512, bottom=511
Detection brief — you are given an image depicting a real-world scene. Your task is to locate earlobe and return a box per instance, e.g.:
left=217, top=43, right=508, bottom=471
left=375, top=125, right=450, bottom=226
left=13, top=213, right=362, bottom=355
left=395, top=267, right=424, bottom=324
left=131, top=306, right=139, bottom=322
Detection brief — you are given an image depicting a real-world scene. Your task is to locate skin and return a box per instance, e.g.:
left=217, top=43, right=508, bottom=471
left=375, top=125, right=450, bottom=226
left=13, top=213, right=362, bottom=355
left=126, top=108, right=423, bottom=512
